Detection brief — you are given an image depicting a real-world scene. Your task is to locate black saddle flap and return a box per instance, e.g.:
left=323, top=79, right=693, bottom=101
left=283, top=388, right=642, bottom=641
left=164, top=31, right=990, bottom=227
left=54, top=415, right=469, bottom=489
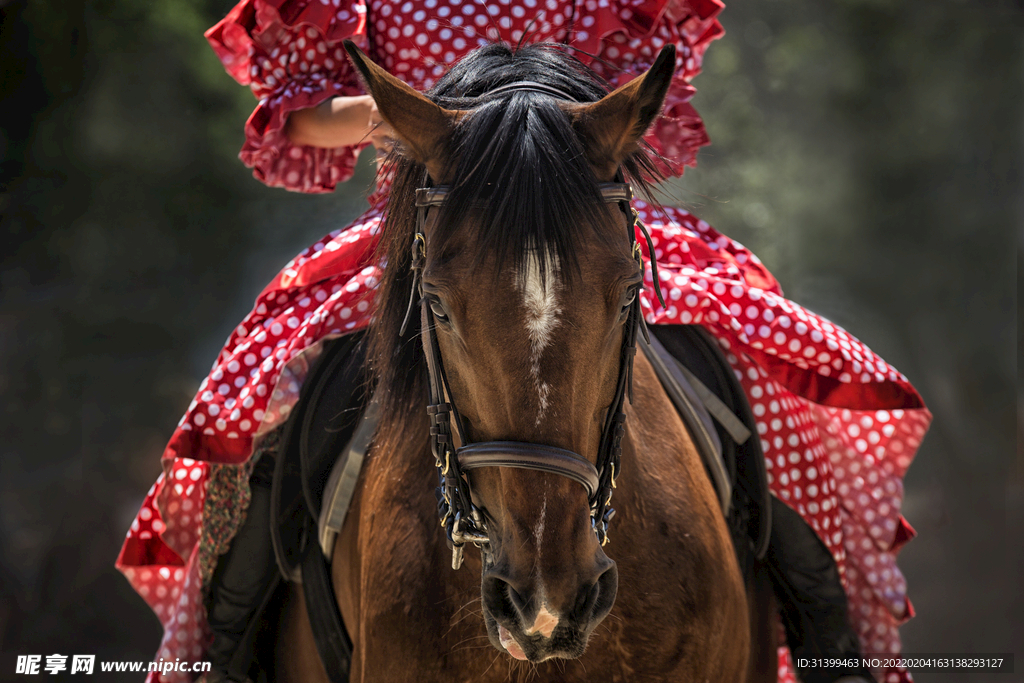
left=271, top=332, right=369, bottom=581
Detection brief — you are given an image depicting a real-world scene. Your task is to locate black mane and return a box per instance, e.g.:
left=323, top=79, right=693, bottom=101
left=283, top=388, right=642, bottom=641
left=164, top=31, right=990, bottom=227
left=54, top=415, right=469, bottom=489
left=369, top=43, right=663, bottom=447
left=429, top=43, right=615, bottom=281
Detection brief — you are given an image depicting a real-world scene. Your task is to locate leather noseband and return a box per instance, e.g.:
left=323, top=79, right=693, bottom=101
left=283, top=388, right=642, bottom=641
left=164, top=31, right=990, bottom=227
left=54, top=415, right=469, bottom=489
left=457, top=442, right=601, bottom=500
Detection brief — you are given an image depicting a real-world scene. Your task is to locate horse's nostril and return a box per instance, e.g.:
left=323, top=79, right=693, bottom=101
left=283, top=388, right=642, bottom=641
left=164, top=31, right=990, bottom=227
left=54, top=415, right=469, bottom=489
left=482, top=574, right=522, bottom=623
left=575, top=562, right=617, bottom=626
left=506, top=584, right=528, bottom=615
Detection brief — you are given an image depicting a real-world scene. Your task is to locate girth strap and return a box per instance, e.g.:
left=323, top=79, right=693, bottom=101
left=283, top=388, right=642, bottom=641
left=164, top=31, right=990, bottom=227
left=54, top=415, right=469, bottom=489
left=318, top=395, right=382, bottom=557
left=301, top=537, right=352, bottom=682
left=458, top=442, right=601, bottom=499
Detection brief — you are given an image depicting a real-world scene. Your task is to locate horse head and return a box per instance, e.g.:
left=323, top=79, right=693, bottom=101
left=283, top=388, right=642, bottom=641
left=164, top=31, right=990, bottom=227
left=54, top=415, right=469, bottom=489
left=348, top=41, right=675, bottom=663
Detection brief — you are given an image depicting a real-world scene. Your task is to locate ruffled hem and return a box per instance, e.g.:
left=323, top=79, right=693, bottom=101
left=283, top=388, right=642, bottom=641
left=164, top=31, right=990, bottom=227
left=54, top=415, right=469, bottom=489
left=573, top=0, right=725, bottom=177
left=650, top=93, right=708, bottom=176
left=240, top=80, right=366, bottom=193
left=638, top=207, right=927, bottom=413
left=205, top=0, right=371, bottom=192
left=116, top=463, right=207, bottom=683
left=205, top=0, right=368, bottom=91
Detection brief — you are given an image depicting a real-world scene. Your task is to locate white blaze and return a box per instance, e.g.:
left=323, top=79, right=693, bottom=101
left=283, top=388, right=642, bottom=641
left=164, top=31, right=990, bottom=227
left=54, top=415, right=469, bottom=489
left=518, top=255, right=562, bottom=642
left=533, top=490, right=547, bottom=550
left=518, top=251, right=560, bottom=425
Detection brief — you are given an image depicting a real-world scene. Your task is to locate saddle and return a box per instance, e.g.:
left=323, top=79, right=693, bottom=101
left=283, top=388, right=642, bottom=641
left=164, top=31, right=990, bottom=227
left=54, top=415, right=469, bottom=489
left=266, top=325, right=770, bottom=682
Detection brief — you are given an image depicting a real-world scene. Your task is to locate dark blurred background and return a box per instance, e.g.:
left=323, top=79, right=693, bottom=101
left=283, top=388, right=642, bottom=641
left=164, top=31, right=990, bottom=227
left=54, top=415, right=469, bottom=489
left=0, top=0, right=1019, bottom=680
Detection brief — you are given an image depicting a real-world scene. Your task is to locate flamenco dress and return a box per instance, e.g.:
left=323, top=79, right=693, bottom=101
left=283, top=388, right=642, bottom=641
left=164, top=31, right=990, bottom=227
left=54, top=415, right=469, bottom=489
left=115, top=0, right=932, bottom=681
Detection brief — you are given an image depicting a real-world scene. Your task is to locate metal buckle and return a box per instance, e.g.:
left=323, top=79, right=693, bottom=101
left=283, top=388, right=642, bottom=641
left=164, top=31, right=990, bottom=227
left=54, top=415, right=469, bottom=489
left=597, top=182, right=633, bottom=203
left=450, top=508, right=490, bottom=569
left=415, top=186, right=450, bottom=207
left=411, top=232, right=426, bottom=263
left=451, top=544, right=464, bottom=570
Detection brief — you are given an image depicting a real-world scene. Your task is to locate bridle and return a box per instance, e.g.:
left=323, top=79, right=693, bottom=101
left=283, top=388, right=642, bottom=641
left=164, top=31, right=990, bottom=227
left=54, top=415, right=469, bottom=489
left=406, top=181, right=666, bottom=570
left=398, top=86, right=667, bottom=571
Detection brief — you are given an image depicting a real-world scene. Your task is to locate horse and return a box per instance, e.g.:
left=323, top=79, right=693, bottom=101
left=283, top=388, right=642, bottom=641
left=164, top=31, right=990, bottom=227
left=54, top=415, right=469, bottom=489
left=270, top=41, right=777, bottom=683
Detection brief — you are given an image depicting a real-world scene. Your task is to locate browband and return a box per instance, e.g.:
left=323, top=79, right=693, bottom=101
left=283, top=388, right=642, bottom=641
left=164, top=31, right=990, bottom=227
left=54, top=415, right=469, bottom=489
left=415, top=182, right=633, bottom=208
left=475, top=80, right=580, bottom=102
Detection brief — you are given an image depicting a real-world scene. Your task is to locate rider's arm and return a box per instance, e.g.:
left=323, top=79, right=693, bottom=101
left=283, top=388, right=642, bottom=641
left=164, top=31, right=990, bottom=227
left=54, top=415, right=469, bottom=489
left=286, top=95, right=393, bottom=150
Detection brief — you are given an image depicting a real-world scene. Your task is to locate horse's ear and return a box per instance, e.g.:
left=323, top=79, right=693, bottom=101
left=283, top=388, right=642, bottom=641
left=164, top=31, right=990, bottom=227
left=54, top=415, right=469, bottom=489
left=344, top=41, right=459, bottom=179
left=564, top=45, right=676, bottom=180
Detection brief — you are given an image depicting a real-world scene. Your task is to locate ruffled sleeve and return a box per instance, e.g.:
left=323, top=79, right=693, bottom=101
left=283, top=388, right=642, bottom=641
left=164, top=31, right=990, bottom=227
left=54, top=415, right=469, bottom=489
left=205, top=0, right=370, bottom=193
left=573, top=0, right=725, bottom=177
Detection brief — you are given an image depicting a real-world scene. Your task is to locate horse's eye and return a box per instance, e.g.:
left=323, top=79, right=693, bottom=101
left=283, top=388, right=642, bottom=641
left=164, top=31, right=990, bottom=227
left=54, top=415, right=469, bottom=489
left=429, top=298, right=449, bottom=322
left=618, top=288, right=637, bottom=322
left=621, top=287, right=638, bottom=314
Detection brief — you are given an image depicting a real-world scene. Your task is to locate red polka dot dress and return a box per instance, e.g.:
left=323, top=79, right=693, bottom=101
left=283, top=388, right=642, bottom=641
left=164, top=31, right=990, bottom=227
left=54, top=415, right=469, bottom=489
left=116, top=1, right=931, bottom=682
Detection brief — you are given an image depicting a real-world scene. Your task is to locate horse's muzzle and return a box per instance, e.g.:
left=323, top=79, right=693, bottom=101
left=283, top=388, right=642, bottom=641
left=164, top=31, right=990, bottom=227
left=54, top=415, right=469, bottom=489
left=480, top=559, right=618, bottom=662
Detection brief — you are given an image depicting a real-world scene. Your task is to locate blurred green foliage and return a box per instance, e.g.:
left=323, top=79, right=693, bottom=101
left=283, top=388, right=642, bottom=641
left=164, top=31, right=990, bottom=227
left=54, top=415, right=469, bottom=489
left=0, top=0, right=1019, bottom=675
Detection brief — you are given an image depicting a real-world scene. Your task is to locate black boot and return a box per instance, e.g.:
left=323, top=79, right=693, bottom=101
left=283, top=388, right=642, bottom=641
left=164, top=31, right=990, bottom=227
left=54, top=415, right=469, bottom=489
left=205, top=452, right=281, bottom=683
left=766, top=496, right=873, bottom=683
